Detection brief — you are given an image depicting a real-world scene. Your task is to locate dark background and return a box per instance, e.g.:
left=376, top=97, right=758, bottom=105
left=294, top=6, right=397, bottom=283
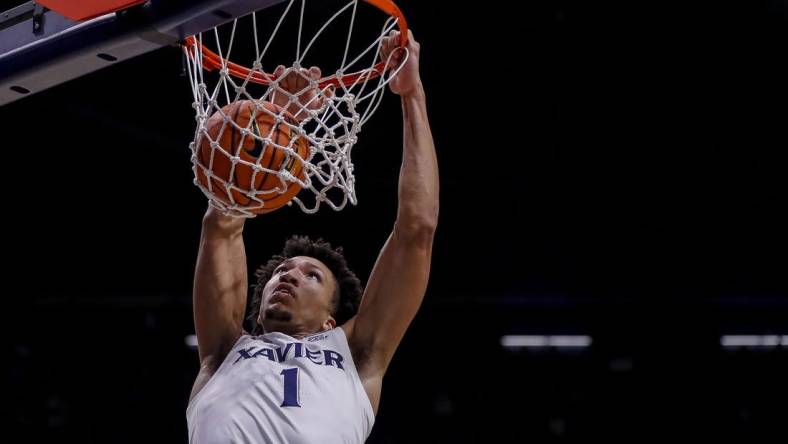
left=1, top=0, right=786, bottom=442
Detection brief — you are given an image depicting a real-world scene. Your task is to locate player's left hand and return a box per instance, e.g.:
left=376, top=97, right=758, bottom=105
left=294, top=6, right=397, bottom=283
left=379, top=29, right=421, bottom=96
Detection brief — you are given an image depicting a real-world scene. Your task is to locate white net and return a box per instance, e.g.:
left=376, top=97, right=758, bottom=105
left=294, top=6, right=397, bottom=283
left=182, top=0, right=409, bottom=217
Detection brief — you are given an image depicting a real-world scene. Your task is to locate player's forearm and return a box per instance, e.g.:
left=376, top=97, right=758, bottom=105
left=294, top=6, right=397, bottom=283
left=197, top=207, right=247, bottom=305
left=396, top=82, right=439, bottom=234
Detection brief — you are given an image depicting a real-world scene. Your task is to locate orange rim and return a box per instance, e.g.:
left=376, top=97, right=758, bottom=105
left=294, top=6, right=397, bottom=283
left=183, top=0, right=408, bottom=89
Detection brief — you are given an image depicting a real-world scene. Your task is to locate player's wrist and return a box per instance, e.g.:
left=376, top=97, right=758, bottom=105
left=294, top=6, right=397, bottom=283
left=399, top=80, right=425, bottom=101
left=203, top=206, right=246, bottom=233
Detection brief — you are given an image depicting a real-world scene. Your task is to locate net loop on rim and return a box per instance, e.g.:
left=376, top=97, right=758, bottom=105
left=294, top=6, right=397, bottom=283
left=182, top=0, right=409, bottom=217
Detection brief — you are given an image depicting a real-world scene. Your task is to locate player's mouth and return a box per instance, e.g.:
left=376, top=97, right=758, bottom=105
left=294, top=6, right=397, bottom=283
left=270, top=284, right=296, bottom=303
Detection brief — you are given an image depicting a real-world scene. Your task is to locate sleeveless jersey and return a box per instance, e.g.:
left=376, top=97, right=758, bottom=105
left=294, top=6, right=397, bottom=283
left=187, top=326, right=374, bottom=443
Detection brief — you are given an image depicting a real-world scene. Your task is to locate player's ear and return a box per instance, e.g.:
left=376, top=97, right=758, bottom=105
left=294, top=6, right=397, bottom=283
left=323, top=316, right=336, bottom=331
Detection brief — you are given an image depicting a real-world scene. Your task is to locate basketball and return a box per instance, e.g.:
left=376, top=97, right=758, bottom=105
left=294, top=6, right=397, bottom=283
left=195, top=100, right=309, bottom=214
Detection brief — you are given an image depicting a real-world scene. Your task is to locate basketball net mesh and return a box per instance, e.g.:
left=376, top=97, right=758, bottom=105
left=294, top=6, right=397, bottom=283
left=183, top=0, right=408, bottom=217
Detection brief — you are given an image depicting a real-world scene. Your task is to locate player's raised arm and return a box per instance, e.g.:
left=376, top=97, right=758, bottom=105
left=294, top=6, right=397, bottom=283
left=347, top=30, right=439, bottom=374
left=192, top=206, right=248, bottom=368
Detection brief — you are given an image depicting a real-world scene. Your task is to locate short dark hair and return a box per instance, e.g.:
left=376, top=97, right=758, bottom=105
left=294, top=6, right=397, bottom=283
left=247, top=235, right=363, bottom=335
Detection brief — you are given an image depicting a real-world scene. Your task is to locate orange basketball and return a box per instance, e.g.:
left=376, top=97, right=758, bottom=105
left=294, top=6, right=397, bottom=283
left=195, top=100, right=310, bottom=214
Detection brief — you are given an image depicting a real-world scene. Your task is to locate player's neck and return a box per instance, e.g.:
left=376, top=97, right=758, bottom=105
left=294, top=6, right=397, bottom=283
left=263, top=322, right=322, bottom=340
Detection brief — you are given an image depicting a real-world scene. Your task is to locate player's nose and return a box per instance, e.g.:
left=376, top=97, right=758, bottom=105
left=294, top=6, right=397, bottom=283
left=278, top=269, right=300, bottom=286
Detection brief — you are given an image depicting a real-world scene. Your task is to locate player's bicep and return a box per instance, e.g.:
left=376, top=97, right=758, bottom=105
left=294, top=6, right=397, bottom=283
left=350, top=225, right=435, bottom=372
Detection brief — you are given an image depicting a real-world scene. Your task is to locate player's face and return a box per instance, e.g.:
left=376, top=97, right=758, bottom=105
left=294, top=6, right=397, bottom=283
left=259, top=256, right=337, bottom=333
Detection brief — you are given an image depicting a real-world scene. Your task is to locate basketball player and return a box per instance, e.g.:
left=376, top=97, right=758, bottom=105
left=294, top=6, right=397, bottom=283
left=187, top=30, right=439, bottom=443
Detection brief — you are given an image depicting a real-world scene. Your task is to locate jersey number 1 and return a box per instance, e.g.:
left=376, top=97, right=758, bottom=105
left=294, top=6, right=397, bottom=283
left=280, top=368, right=301, bottom=407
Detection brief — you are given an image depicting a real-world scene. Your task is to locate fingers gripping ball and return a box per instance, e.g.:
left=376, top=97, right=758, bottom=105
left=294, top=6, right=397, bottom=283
left=195, top=101, right=310, bottom=215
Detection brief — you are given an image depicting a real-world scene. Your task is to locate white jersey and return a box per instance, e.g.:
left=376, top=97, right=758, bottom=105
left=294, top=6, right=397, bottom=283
left=187, top=326, right=375, bottom=443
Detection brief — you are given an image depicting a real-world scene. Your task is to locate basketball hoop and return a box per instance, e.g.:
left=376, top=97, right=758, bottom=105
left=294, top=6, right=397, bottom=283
left=182, top=0, right=409, bottom=217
